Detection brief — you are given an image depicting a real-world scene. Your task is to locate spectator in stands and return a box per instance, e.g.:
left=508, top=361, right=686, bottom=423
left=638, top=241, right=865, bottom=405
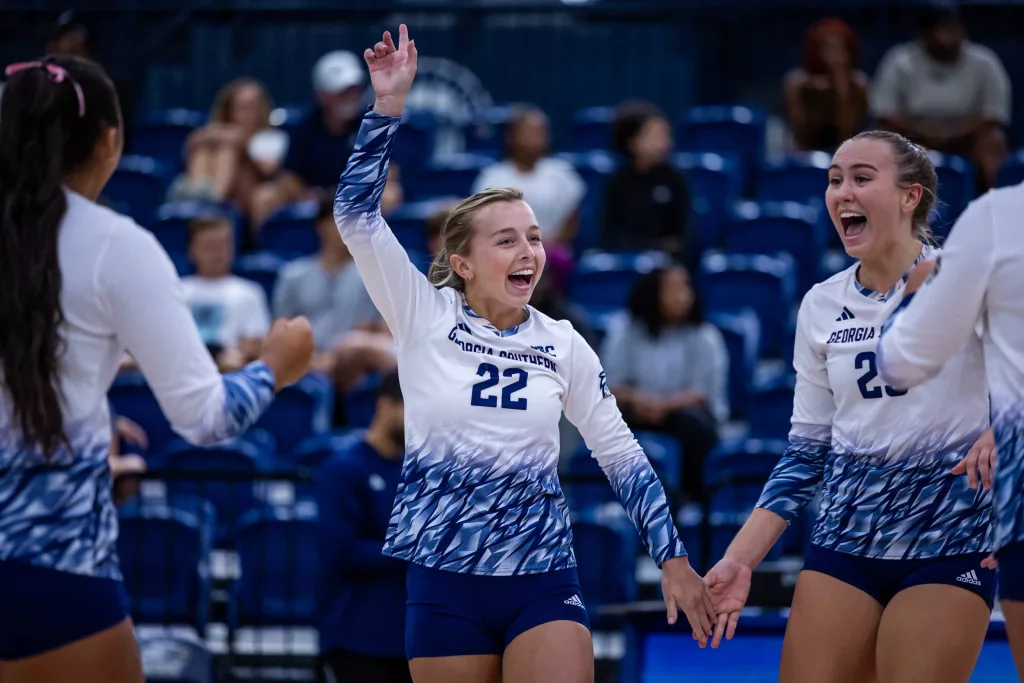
left=181, top=212, right=272, bottom=371
left=601, top=101, right=691, bottom=261
left=600, top=265, right=728, bottom=501
left=108, top=415, right=147, bottom=506
left=250, top=50, right=402, bottom=227
left=423, top=203, right=451, bottom=258
left=872, top=3, right=1011, bottom=189
left=169, top=78, right=286, bottom=216
left=472, top=105, right=584, bottom=290
left=316, top=370, right=410, bottom=683
left=784, top=18, right=870, bottom=152
left=273, top=196, right=393, bottom=391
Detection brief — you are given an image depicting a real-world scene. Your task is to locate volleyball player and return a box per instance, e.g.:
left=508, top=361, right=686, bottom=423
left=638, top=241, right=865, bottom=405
left=876, top=182, right=1024, bottom=677
left=333, top=26, right=714, bottom=683
left=703, top=131, right=997, bottom=683
left=0, top=56, right=314, bottom=682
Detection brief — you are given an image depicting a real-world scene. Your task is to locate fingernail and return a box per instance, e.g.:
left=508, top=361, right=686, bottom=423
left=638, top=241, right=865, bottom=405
left=668, top=617, right=675, bottom=625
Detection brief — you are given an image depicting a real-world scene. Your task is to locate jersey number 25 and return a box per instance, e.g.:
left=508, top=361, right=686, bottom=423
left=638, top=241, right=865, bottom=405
left=471, top=362, right=530, bottom=410
left=855, top=351, right=908, bottom=400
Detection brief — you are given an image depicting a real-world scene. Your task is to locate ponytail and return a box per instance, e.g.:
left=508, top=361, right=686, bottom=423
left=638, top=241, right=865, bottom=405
left=0, top=55, right=120, bottom=455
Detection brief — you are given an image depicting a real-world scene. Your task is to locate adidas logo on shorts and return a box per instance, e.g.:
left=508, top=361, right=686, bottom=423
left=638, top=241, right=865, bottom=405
left=956, top=570, right=982, bottom=586
left=564, top=595, right=585, bottom=609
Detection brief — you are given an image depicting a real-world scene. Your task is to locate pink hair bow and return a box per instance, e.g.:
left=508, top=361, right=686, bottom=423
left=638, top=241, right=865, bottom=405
left=4, top=61, right=86, bottom=118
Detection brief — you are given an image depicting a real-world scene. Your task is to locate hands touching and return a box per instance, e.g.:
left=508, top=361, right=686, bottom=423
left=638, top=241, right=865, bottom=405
left=661, top=556, right=716, bottom=648
left=703, top=556, right=753, bottom=649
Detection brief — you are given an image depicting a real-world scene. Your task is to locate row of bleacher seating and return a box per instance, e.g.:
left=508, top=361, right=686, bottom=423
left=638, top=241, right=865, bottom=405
left=117, top=432, right=814, bottom=633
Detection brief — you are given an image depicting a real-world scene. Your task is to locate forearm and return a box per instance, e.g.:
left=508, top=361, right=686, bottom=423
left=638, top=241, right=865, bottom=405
left=724, top=508, right=789, bottom=570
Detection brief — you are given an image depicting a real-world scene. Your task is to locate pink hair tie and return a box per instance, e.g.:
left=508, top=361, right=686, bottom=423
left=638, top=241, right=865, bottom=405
left=4, top=61, right=86, bottom=118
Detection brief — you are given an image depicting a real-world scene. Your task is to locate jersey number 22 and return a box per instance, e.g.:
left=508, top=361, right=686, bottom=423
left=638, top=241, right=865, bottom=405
left=471, top=362, right=529, bottom=410
left=855, top=351, right=907, bottom=400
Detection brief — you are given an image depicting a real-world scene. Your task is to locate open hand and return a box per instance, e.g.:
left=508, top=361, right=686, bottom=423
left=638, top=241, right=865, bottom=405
left=703, top=557, right=752, bottom=648
left=661, top=556, right=716, bottom=647
left=365, top=24, right=418, bottom=117
left=952, top=427, right=996, bottom=490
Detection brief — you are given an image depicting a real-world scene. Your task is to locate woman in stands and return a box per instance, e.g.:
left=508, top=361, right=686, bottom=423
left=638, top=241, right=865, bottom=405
left=703, top=130, right=997, bottom=683
left=876, top=172, right=1024, bottom=678
left=334, top=26, right=714, bottom=683
left=600, top=265, right=728, bottom=502
left=0, top=56, right=314, bottom=681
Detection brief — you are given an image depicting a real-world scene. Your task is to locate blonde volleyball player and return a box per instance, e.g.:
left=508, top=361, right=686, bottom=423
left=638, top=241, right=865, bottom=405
left=333, top=25, right=715, bottom=683
left=704, top=131, right=996, bottom=683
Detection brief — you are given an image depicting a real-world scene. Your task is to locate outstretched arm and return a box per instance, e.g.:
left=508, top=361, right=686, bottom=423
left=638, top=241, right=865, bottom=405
left=877, top=197, right=996, bottom=388
left=334, top=25, right=446, bottom=348
left=562, top=330, right=714, bottom=642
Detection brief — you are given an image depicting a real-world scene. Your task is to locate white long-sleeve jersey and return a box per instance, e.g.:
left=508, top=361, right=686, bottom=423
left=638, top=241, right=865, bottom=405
left=757, top=245, right=992, bottom=559
left=334, top=111, right=685, bottom=576
left=0, top=190, right=276, bottom=580
left=879, top=185, right=1024, bottom=552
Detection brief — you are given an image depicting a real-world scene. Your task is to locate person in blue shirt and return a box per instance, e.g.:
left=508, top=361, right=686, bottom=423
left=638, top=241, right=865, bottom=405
left=316, top=370, right=410, bottom=683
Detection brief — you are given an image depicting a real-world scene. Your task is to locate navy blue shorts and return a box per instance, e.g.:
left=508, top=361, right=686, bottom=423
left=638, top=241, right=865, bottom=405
left=803, top=545, right=996, bottom=610
left=405, top=564, right=590, bottom=659
left=997, top=541, right=1024, bottom=602
left=0, top=561, right=130, bottom=660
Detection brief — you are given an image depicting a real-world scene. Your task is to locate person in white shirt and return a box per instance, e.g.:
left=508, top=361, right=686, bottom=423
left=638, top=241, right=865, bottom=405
left=334, top=26, right=714, bottom=683
left=703, top=130, right=996, bottom=683
left=0, top=55, right=313, bottom=680
left=877, top=181, right=1024, bottom=677
left=181, top=212, right=271, bottom=369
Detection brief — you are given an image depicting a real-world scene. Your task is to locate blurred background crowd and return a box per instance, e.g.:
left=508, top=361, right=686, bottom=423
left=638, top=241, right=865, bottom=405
left=2, top=0, right=1021, bottom=681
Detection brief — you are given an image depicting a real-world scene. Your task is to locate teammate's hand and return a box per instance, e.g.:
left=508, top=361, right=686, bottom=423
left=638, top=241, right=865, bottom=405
left=365, top=24, right=418, bottom=118
left=260, top=317, right=315, bottom=391
left=703, top=557, right=752, bottom=649
left=904, top=258, right=938, bottom=295
left=661, top=556, right=716, bottom=647
left=952, top=427, right=996, bottom=490
left=982, top=553, right=999, bottom=570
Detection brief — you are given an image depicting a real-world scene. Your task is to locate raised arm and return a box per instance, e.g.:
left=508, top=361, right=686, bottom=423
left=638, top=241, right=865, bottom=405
left=100, top=227, right=313, bottom=446
left=877, top=197, right=996, bottom=389
left=333, top=25, right=447, bottom=347
left=562, top=329, right=714, bottom=641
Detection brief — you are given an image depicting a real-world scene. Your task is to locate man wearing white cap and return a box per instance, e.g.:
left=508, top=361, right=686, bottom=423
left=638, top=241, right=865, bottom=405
left=251, top=50, right=374, bottom=227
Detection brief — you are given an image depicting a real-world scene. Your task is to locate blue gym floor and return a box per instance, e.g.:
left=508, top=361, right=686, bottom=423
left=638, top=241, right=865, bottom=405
left=640, top=634, right=1018, bottom=682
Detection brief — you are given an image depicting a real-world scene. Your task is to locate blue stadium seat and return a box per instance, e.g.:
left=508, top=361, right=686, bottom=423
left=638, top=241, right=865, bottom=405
left=104, top=155, right=171, bottom=225
left=675, top=503, right=704, bottom=573
left=388, top=197, right=460, bottom=253
left=130, top=109, right=206, bottom=172
left=679, top=106, right=766, bottom=192
left=269, top=106, right=308, bottom=136
left=928, top=152, right=975, bottom=239
left=556, top=150, right=616, bottom=252
left=707, top=309, right=760, bottom=419
left=570, top=106, right=617, bottom=152
left=411, top=153, right=493, bottom=201
left=570, top=503, right=639, bottom=625
left=291, top=429, right=366, bottom=470
left=757, top=151, right=831, bottom=205
left=151, top=201, right=241, bottom=259
left=674, top=152, right=744, bottom=252
left=162, top=438, right=269, bottom=544
left=463, top=106, right=516, bottom=156
left=108, top=370, right=177, bottom=454
left=568, top=250, right=672, bottom=319
left=705, top=438, right=785, bottom=489
left=393, top=110, right=438, bottom=177
left=233, top=251, right=286, bottom=304
left=260, top=200, right=320, bottom=258
left=117, top=496, right=214, bottom=628
left=726, top=201, right=824, bottom=295
left=635, top=431, right=682, bottom=495
left=746, top=373, right=795, bottom=440
left=699, top=251, right=797, bottom=358
left=996, top=149, right=1024, bottom=189
left=343, top=373, right=381, bottom=429
left=232, top=504, right=318, bottom=626
left=564, top=445, right=616, bottom=509
left=255, top=372, right=334, bottom=454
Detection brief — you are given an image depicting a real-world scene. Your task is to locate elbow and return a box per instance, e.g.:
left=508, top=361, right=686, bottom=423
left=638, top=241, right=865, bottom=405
left=875, top=341, right=938, bottom=390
